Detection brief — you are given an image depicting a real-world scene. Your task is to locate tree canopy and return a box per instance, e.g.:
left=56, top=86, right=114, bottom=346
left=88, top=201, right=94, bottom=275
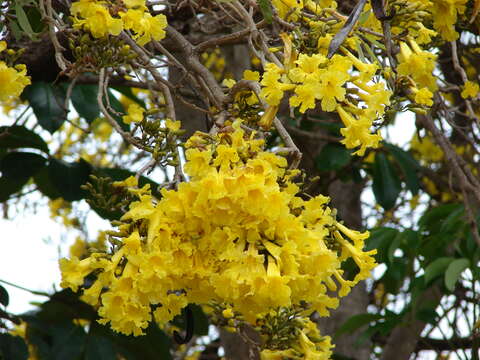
left=0, top=0, right=479, bottom=359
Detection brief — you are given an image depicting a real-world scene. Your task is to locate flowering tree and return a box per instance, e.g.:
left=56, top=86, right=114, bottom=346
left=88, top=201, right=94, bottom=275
left=0, top=0, right=479, bottom=359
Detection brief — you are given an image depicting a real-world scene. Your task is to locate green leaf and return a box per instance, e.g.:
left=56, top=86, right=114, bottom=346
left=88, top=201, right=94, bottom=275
left=0, top=152, right=46, bottom=179
left=315, top=143, right=352, bottom=171
left=444, top=258, right=470, bottom=291
left=0, top=177, right=30, bottom=202
left=50, top=322, right=86, bottom=360
left=387, top=231, right=402, bottom=263
left=85, top=323, right=117, bottom=360
left=70, top=84, right=101, bottom=124
left=15, top=3, right=36, bottom=39
left=384, top=143, right=420, bottom=195
left=34, top=167, right=62, bottom=199
left=48, top=158, right=92, bottom=201
left=0, top=125, right=49, bottom=153
left=257, top=0, right=273, bottom=23
left=24, top=316, right=53, bottom=359
left=415, top=307, right=438, bottom=325
left=439, top=204, right=465, bottom=234
left=24, top=6, right=44, bottom=33
left=382, top=258, right=407, bottom=294
left=23, top=82, right=67, bottom=134
left=8, top=19, right=23, bottom=41
left=112, top=322, right=172, bottom=360
left=335, top=313, right=383, bottom=337
left=419, top=203, right=463, bottom=231
left=0, top=333, right=29, bottom=360
left=0, top=285, right=9, bottom=307
left=424, top=257, right=455, bottom=285
left=372, top=152, right=401, bottom=210
left=401, top=229, right=420, bottom=252
left=366, top=227, right=398, bottom=263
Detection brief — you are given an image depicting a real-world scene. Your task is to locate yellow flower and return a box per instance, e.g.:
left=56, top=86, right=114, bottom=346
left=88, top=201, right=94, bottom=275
left=243, top=69, right=260, bottom=81
left=184, top=148, right=213, bottom=178
left=213, top=144, right=240, bottom=170
left=318, top=69, right=350, bottom=111
left=71, top=0, right=123, bottom=38
left=288, top=53, right=327, bottom=83
left=413, top=87, right=434, bottom=106
left=165, top=118, right=181, bottom=131
left=343, top=49, right=378, bottom=83
left=222, top=307, right=234, bottom=318
left=412, top=22, right=437, bottom=45
left=271, top=0, right=303, bottom=20
left=289, top=55, right=351, bottom=113
left=260, top=63, right=295, bottom=106
left=61, top=121, right=376, bottom=336
left=410, top=133, right=443, bottom=163
left=69, top=236, right=87, bottom=258
left=113, top=175, right=138, bottom=188
left=59, top=256, right=97, bottom=292
left=431, top=0, right=467, bottom=41
left=461, top=81, right=479, bottom=99
left=397, top=40, right=438, bottom=91
left=337, top=106, right=382, bottom=156
left=122, top=103, right=144, bottom=124
left=123, top=0, right=146, bottom=8
left=222, top=78, right=236, bottom=88
left=0, top=61, right=31, bottom=102
left=121, top=10, right=167, bottom=45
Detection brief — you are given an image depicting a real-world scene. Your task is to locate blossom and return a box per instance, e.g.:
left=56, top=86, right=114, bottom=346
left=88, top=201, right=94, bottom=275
left=71, top=0, right=123, bottom=38
left=260, top=63, right=295, bottom=106
left=461, top=81, right=479, bottom=99
left=0, top=62, right=31, bottom=102
left=271, top=0, right=304, bottom=20
left=165, top=118, right=181, bottom=131
left=122, top=103, right=144, bottom=124
left=60, top=120, right=376, bottom=336
left=337, top=106, right=382, bottom=156
left=286, top=54, right=351, bottom=113
left=430, top=0, right=467, bottom=41
left=414, top=87, right=434, bottom=106
left=120, top=9, right=167, bottom=45
left=410, top=133, right=443, bottom=163
left=397, top=40, right=438, bottom=91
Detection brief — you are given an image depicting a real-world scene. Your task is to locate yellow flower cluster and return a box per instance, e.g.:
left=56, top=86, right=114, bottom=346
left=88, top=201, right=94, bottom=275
left=384, top=0, right=467, bottom=42
left=60, top=120, right=376, bottom=337
left=71, top=0, right=167, bottom=45
left=260, top=50, right=389, bottom=156
left=410, top=133, right=444, bottom=164
left=397, top=39, right=438, bottom=93
left=0, top=42, right=31, bottom=102
left=430, top=0, right=468, bottom=41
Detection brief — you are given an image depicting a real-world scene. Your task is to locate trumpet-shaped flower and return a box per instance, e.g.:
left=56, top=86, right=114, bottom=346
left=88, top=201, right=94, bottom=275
left=0, top=62, right=31, bottom=102
left=60, top=120, right=376, bottom=336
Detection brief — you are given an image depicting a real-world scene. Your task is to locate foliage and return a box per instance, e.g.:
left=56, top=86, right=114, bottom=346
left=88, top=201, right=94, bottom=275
left=0, top=0, right=480, bottom=359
